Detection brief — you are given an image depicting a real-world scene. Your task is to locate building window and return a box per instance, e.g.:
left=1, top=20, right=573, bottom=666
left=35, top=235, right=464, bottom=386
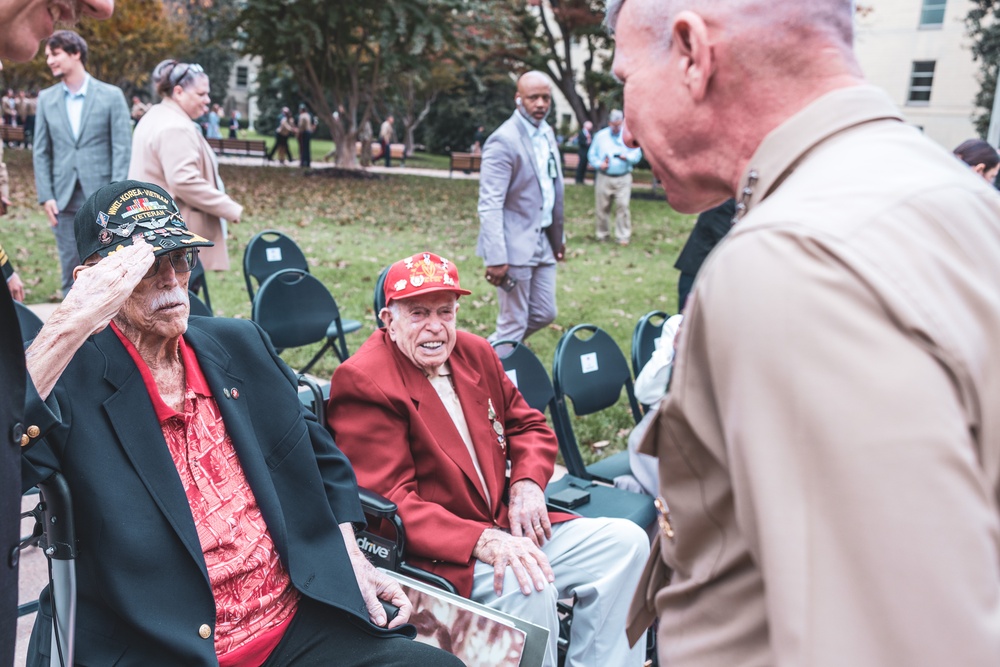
left=919, top=0, right=946, bottom=27
left=236, top=66, right=249, bottom=89
left=907, top=61, right=935, bottom=104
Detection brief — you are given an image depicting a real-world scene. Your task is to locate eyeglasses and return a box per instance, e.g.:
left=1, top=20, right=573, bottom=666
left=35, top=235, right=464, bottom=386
left=169, top=63, right=204, bottom=88
left=145, top=248, right=199, bottom=279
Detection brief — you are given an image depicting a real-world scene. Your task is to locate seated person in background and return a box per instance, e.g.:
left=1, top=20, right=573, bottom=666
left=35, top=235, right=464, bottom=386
left=621, top=314, right=684, bottom=497
left=953, top=138, right=1000, bottom=184
left=20, top=181, right=463, bottom=667
left=327, top=251, right=650, bottom=667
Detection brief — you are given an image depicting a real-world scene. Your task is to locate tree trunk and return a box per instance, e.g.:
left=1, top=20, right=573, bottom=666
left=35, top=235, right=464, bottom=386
left=359, top=120, right=374, bottom=167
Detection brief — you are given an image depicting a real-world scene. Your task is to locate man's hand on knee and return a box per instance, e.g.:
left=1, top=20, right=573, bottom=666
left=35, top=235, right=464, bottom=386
left=473, top=528, right=554, bottom=597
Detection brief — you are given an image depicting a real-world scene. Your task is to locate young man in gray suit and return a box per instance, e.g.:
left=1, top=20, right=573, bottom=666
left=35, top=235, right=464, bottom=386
left=33, top=30, right=131, bottom=295
left=477, top=71, right=566, bottom=344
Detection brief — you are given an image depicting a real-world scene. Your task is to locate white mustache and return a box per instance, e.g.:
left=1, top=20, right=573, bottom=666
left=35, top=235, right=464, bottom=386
left=149, top=288, right=189, bottom=311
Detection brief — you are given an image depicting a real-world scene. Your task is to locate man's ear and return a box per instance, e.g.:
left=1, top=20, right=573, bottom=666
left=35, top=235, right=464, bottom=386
left=974, top=163, right=987, bottom=176
left=380, top=307, right=394, bottom=335
left=673, top=11, right=714, bottom=103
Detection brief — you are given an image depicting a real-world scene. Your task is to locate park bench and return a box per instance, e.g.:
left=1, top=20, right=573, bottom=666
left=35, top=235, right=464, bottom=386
left=206, top=137, right=268, bottom=163
left=449, top=152, right=481, bottom=177
left=1, top=125, right=26, bottom=147
left=372, top=143, right=405, bottom=160
left=561, top=152, right=595, bottom=179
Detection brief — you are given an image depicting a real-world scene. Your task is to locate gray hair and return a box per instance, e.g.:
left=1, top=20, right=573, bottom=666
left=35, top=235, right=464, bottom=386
left=609, top=109, right=624, bottom=122
left=605, top=0, right=854, bottom=49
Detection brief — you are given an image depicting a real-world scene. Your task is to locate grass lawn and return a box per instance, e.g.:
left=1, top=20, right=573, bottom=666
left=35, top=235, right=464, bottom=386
left=2, top=148, right=694, bottom=465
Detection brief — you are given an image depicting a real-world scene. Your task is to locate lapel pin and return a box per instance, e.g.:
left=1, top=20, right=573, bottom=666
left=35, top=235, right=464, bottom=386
left=223, top=388, right=232, bottom=399
left=231, top=388, right=239, bottom=399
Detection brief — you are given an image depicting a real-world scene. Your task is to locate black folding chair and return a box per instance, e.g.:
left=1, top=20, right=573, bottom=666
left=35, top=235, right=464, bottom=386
left=252, top=268, right=362, bottom=374
left=631, top=310, right=670, bottom=378
left=373, top=265, right=389, bottom=328
left=17, top=473, right=78, bottom=667
left=243, top=229, right=310, bottom=303
left=14, top=301, right=44, bottom=342
left=188, top=291, right=213, bottom=317
left=551, top=324, right=643, bottom=485
left=188, top=259, right=212, bottom=313
left=492, top=339, right=656, bottom=529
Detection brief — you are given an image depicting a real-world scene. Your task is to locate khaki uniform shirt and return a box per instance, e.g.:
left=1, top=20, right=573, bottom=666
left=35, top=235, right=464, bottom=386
left=631, top=85, right=1000, bottom=666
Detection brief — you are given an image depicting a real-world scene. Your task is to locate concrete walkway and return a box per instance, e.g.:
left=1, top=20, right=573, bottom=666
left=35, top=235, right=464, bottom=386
left=215, top=154, right=482, bottom=180
left=215, top=154, right=659, bottom=190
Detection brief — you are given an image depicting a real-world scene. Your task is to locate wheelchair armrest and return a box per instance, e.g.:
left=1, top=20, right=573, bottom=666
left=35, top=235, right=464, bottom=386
left=359, top=486, right=398, bottom=521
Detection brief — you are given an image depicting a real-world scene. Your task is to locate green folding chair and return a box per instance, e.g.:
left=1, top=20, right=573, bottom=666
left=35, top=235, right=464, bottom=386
left=252, top=268, right=362, bottom=373
left=551, top=324, right=643, bottom=485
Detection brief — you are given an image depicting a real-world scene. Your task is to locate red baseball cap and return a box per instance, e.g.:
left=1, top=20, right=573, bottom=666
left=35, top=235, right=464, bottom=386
left=384, top=252, right=471, bottom=306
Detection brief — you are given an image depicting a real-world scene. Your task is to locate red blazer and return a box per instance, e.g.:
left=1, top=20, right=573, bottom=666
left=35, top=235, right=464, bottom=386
left=328, top=329, right=573, bottom=596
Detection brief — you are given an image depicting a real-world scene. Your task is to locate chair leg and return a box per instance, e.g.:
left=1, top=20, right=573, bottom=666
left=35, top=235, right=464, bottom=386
left=332, top=331, right=350, bottom=363
left=299, top=341, right=333, bottom=375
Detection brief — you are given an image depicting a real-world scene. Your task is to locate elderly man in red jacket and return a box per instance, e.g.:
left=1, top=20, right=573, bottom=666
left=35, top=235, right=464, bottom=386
left=328, top=251, right=649, bottom=667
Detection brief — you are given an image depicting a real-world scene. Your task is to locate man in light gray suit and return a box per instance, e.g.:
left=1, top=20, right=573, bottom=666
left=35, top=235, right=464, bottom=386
left=477, top=71, right=566, bottom=343
left=34, top=30, right=131, bottom=295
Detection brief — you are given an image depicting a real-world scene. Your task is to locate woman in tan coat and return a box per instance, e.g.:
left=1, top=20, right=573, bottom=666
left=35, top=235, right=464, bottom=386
left=129, top=60, right=241, bottom=270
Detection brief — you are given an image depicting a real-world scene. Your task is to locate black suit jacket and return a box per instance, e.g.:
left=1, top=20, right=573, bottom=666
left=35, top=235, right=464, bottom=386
left=21, top=317, right=381, bottom=666
left=674, top=198, right=736, bottom=275
left=1, top=278, right=25, bottom=667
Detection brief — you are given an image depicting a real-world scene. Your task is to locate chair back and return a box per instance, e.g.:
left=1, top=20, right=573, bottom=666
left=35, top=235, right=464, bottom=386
left=188, top=291, right=213, bottom=317
left=188, top=259, right=212, bottom=312
left=373, top=265, right=389, bottom=328
left=492, top=339, right=577, bottom=474
left=553, top=324, right=642, bottom=420
left=14, top=301, right=44, bottom=341
left=252, top=269, right=341, bottom=350
left=631, top=310, right=669, bottom=377
left=243, top=230, right=309, bottom=302
left=492, top=340, right=557, bottom=415
left=552, top=324, right=642, bottom=479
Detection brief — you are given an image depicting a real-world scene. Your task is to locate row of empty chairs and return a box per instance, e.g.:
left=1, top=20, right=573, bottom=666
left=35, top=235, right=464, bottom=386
left=243, top=230, right=363, bottom=374
left=490, top=310, right=672, bottom=530
left=182, top=230, right=364, bottom=375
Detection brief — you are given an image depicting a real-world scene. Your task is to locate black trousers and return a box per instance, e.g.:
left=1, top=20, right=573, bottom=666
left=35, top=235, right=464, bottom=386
left=298, top=132, right=311, bottom=168
left=261, top=596, right=466, bottom=667
left=268, top=134, right=294, bottom=162
left=575, top=150, right=589, bottom=184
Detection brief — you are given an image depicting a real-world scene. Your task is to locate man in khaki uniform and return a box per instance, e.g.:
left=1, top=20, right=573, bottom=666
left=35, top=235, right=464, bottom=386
left=609, top=1, right=1000, bottom=666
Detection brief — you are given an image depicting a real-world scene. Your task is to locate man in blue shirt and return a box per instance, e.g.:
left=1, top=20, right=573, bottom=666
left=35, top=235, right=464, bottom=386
left=587, top=109, right=643, bottom=245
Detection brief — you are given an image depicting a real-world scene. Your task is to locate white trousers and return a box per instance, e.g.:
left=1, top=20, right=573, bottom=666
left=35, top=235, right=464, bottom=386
left=470, top=517, right=649, bottom=667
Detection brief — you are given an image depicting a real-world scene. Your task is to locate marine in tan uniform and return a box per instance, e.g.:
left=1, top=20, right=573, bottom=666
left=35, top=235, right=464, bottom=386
left=608, top=1, right=1000, bottom=665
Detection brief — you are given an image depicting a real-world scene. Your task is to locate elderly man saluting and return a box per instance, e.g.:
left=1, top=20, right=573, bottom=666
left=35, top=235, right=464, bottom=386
left=19, top=181, right=463, bottom=667
left=327, top=252, right=649, bottom=667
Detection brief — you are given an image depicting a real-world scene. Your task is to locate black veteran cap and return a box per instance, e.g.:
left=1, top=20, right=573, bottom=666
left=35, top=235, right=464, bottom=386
left=74, top=180, right=214, bottom=262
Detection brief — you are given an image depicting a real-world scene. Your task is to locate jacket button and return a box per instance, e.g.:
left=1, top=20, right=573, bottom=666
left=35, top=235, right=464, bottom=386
left=11, top=423, right=23, bottom=445
left=26, top=425, right=40, bottom=438
left=20, top=434, right=29, bottom=447
left=198, top=624, right=212, bottom=639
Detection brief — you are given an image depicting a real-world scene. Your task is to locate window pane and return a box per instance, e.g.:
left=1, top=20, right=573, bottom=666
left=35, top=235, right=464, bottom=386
left=908, top=61, right=936, bottom=103
left=919, top=0, right=946, bottom=26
